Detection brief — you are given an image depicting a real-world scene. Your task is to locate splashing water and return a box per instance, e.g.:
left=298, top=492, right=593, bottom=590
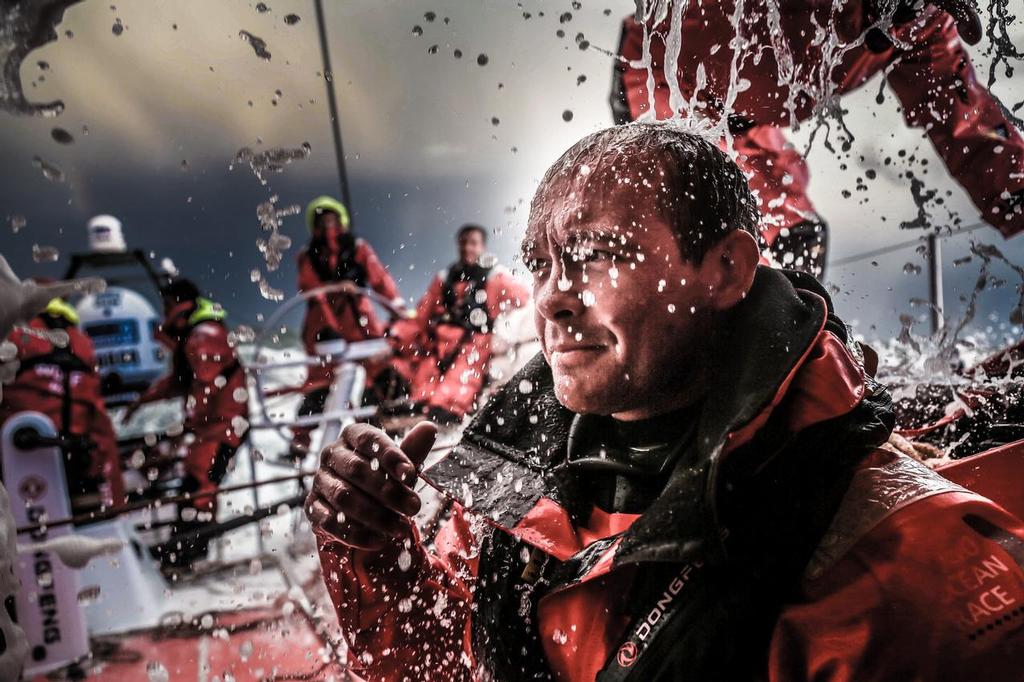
left=255, top=194, right=299, bottom=271
left=984, top=0, right=1024, bottom=128
left=232, top=142, right=311, bottom=185
left=239, top=30, right=271, bottom=61
left=146, top=661, right=169, bottom=682
left=0, top=0, right=80, bottom=116
left=32, top=155, right=64, bottom=182
left=31, top=243, right=58, bottom=263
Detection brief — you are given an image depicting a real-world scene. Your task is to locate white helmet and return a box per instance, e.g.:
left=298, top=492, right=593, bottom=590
left=87, top=214, right=126, bottom=253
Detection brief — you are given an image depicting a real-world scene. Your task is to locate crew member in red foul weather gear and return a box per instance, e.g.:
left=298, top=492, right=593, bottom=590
left=612, top=0, right=1024, bottom=278
left=390, top=224, right=529, bottom=424
left=1, top=297, right=124, bottom=510
left=127, top=278, right=247, bottom=569
left=294, top=196, right=405, bottom=452
left=308, top=124, right=1024, bottom=681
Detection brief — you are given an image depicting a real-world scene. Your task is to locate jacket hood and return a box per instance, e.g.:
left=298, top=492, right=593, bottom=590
left=424, top=266, right=894, bottom=565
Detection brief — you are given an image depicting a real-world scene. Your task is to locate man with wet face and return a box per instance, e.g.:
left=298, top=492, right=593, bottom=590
left=390, top=224, right=529, bottom=424
left=309, top=123, right=1024, bottom=681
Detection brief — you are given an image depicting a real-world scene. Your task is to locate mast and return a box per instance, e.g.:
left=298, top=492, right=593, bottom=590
left=313, top=0, right=354, bottom=213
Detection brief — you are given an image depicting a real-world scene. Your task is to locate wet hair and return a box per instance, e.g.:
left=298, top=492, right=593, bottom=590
left=160, top=277, right=201, bottom=305
left=457, top=223, right=487, bottom=244
left=535, top=122, right=760, bottom=263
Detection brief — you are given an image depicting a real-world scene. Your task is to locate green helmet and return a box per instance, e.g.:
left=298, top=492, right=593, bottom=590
left=305, top=195, right=350, bottom=233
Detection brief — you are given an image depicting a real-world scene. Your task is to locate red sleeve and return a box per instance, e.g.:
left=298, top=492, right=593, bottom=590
left=72, top=331, right=125, bottom=506
left=485, top=270, right=530, bottom=321
left=317, top=504, right=478, bottom=681
left=137, top=372, right=179, bottom=405
left=357, top=241, right=400, bottom=302
left=885, top=9, right=1024, bottom=238
left=184, top=323, right=237, bottom=385
left=297, top=250, right=323, bottom=293
left=414, top=275, right=446, bottom=334
left=769, top=491, right=1024, bottom=681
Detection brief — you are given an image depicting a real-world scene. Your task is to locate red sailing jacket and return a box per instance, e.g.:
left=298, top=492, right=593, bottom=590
left=615, top=3, right=1024, bottom=244
left=140, top=301, right=246, bottom=449
left=1, top=317, right=124, bottom=505
left=393, top=263, right=530, bottom=351
left=297, top=238, right=401, bottom=354
left=390, top=264, right=531, bottom=417
left=318, top=268, right=1024, bottom=681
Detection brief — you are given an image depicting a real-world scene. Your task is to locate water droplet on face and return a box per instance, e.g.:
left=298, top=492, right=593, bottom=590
left=518, top=379, right=534, bottom=394
left=581, top=290, right=596, bottom=307
left=32, top=244, right=59, bottom=263
left=370, top=457, right=380, bottom=471
left=233, top=387, right=248, bottom=403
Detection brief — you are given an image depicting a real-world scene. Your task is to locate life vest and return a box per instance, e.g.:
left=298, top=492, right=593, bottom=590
left=437, top=262, right=493, bottom=333
left=307, top=232, right=368, bottom=287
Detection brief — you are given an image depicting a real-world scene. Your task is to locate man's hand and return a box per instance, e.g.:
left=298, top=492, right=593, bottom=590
left=306, top=421, right=437, bottom=550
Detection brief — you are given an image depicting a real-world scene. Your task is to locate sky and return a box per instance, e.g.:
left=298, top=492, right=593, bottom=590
left=1, top=0, right=1022, bottom=345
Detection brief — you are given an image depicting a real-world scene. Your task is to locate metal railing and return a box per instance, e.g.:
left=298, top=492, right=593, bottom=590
left=829, top=220, right=991, bottom=334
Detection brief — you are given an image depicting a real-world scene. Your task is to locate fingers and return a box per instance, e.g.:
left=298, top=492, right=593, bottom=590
left=314, top=468, right=411, bottom=535
left=400, top=421, right=439, bottom=469
left=339, top=422, right=418, bottom=485
left=305, top=494, right=387, bottom=550
left=320, top=449, right=420, bottom=517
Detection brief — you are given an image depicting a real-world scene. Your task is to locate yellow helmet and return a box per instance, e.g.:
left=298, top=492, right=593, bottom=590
left=305, top=195, right=350, bottom=233
left=44, top=297, right=80, bottom=325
